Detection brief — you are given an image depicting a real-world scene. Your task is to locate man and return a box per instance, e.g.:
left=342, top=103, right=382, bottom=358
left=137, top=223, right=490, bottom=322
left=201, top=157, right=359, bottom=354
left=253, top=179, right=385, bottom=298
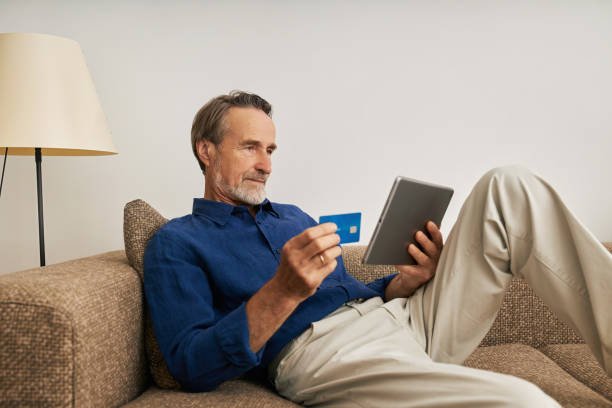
left=144, top=91, right=611, bottom=407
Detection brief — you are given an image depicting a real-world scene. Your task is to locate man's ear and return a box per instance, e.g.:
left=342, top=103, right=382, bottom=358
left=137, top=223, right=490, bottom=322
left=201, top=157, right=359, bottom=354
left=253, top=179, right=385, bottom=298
left=197, top=140, right=213, bottom=168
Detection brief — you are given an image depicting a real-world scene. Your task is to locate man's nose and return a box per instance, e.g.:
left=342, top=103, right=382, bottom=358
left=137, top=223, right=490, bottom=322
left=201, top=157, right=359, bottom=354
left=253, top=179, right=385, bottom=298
left=255, top=151, right=272, bottom=174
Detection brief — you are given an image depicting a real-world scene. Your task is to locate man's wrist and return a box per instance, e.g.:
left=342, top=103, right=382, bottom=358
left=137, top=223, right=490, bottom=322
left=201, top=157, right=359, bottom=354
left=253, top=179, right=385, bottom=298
left=384, top=274, right=399, bottom=302
left=262, top=276, right=303, bottom=311
left=245, top=277, right=303, bottom=353
left=384, top=273, right=418, bottom=301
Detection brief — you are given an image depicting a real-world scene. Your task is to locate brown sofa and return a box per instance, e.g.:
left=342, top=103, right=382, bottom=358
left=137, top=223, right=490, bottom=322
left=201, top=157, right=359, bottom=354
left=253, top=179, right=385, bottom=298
left=1, top=200, right=611, bottom=407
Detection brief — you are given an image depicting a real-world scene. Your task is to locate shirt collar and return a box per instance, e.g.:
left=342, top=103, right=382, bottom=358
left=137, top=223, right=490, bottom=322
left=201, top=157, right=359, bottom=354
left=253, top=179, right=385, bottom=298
left=192, top=198, right=279, bottom=225
left=261, top=199, right=280, bottom=218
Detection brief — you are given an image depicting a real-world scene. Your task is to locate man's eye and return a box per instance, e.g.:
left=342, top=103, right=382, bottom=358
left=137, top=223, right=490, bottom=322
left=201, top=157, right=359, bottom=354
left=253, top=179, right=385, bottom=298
left=246, top=146, right=254, bottom=151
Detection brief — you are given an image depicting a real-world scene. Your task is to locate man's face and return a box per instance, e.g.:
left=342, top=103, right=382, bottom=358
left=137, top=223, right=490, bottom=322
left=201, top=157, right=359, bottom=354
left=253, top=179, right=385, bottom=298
left=201, top=106, right=277, bottom=207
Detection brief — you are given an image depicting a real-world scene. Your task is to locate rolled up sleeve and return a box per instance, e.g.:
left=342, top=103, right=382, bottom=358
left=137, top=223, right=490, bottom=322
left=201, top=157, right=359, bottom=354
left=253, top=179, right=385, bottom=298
left=214, top=302, right=262, bottom=368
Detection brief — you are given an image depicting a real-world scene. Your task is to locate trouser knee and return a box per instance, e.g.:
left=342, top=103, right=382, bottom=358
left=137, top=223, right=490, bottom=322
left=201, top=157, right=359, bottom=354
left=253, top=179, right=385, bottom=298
left=470, top=165, right=549, bottom=216
left=477, top=165, right=536, bottom=193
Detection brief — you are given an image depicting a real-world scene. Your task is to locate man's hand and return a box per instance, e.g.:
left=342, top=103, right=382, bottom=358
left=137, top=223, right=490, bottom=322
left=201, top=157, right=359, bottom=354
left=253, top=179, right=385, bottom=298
left=272, top=223, right=342, bottom=302
left=245, top=223, right=342, bottom=353
left=384, top=221, right=444, bottom=301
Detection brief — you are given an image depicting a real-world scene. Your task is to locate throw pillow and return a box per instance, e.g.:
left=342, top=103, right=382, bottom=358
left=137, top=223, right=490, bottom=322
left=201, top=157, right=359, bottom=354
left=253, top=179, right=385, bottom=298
left=123, top=199, right=181, bottom=390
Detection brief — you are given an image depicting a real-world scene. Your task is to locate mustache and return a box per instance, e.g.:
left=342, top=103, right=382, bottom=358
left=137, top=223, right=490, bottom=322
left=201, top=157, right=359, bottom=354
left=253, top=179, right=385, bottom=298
left=243, top=173, right=268, bottom=183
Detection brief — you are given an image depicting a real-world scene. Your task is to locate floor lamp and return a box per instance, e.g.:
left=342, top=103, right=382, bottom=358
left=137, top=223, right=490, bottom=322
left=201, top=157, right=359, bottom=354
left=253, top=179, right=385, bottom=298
left=0, top=33, right=117, bottom=267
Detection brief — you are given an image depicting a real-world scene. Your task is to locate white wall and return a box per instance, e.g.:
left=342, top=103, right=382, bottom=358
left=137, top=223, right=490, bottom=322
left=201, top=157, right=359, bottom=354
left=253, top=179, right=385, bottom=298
left=1, top=0, right=611, bottom=274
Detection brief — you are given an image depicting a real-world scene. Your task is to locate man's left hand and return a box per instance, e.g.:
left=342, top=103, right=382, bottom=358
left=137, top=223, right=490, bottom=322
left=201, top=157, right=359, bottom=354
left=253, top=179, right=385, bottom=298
left=384, top=221, right=444, bottom=301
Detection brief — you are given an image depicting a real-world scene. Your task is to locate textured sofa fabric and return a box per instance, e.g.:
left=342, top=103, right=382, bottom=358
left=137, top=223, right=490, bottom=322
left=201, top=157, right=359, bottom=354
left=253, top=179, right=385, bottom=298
left=540, top=344, right=612, bottom=401
left=123, top=199, right=180, bottom=390
left=0, top=251, right=149, bottom=408
left=122, top=379, right=301, bottom=408
left=0, top=199, right=610, bottom=407
left=463, top=344, right=611, bottom=407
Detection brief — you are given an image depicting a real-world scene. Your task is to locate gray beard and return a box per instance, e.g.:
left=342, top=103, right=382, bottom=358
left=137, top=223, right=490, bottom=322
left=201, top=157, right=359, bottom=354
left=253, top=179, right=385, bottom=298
left=214, top=171, right=267, bottom=206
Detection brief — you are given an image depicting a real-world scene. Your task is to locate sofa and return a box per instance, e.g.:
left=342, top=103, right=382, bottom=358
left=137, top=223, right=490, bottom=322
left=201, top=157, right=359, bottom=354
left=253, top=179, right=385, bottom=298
left=0, top=199, right=610, bottom=407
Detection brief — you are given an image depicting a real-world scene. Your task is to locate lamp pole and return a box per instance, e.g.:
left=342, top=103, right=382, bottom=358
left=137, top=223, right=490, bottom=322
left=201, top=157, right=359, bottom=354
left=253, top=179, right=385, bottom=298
left=35, top=147, right=45, bottom=266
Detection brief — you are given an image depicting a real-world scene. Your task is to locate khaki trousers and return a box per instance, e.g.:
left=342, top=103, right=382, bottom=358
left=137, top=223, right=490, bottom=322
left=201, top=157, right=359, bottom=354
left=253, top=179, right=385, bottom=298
left=268, top=166, right=612, bottom=407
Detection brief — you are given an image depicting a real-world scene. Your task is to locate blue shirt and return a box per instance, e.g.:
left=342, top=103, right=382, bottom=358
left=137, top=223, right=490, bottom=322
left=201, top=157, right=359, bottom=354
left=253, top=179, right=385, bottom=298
left=143, top=198, right=397, bottom=392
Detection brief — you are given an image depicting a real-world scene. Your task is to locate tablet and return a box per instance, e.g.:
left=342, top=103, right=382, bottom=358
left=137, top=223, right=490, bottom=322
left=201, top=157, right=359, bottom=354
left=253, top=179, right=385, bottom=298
left=362, top=176, right=454, bottom=265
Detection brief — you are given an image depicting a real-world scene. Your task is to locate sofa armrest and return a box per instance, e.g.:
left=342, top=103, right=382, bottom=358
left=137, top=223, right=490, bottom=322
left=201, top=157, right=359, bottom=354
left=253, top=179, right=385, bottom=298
left=0, top=251, right=149, bottom=408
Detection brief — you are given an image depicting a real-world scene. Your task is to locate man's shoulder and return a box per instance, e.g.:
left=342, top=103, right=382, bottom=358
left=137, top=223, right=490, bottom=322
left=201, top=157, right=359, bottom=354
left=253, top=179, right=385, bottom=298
left=148, top=214, right=201, bottom=247
left=158, top=213, right=195, bottom=232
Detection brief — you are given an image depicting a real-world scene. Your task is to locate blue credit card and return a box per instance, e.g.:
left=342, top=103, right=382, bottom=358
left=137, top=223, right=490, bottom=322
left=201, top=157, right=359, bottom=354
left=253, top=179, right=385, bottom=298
left=318, top=212, right=361, bottom=244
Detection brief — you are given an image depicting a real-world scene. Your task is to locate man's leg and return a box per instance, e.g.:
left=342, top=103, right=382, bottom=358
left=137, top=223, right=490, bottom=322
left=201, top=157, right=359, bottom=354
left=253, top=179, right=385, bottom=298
left=271, top=296, right=560, bottom=407
left=406, top=165, right=612, bottom=373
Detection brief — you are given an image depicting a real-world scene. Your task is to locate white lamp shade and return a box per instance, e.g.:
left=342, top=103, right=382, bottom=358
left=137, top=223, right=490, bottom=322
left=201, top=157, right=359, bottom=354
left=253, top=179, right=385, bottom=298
left=0, top=33, right=117, bottom=156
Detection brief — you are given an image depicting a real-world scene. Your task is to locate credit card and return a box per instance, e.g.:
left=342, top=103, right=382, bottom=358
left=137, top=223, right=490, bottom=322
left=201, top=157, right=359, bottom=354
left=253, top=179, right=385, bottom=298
left=318, top=212, right=361, bottom=244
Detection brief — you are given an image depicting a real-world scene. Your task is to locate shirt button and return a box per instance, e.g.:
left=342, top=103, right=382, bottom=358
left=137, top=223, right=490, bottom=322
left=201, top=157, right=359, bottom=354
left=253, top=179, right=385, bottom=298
left=276, top=249, right=281, bottom=254
left=257, top=220, right=262, bottom=225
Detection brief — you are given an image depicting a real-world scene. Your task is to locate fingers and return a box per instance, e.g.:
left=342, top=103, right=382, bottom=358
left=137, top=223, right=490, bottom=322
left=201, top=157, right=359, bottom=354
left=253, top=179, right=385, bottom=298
left=276, top=224, right=343, bottom=302
left=291, top=223, right=338, bottom=249
left=426, top=221, right=444, bottom=248
left=302, top=231, right=341, bottom=260
left=282, top=222, right=341, bottom=273
left=415, top=230, right=438, bottom=259
left=316, top=245, right=342, bottom=266
left=389, top=221, right=443, bottom=297
left=408, top=243, right=430, bottom=266
left=412, top=221, right=443, bottom=259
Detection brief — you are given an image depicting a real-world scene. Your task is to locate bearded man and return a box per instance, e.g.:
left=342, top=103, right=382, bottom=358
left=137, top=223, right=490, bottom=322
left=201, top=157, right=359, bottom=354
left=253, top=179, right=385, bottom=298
left=143, top=91, right=611, bottom=408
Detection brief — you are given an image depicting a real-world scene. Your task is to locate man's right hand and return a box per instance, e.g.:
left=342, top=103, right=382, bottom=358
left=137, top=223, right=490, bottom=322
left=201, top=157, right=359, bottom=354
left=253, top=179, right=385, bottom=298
left=272, top=223, right=342, bottom=302
left=245, top=223, right=342, bottom=353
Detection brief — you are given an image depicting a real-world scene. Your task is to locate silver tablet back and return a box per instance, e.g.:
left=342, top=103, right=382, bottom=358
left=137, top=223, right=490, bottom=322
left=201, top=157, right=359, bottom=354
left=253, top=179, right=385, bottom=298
left=363, top=176, right=453, bottom=265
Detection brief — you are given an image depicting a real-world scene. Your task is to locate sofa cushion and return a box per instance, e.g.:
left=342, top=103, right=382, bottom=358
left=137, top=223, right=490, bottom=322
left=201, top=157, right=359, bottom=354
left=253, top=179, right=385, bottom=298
left=464, top=344, right=611, bottom=407
left=540, top=344, right=612, bottom=401
left=122, top=379, right=300, bottom=408
left=123, top=199, right=181, bottom=390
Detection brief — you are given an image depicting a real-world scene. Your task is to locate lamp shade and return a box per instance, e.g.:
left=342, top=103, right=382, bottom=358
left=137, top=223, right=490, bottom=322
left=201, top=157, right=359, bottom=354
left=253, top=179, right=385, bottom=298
left=0, top=33, right=116, bottom=156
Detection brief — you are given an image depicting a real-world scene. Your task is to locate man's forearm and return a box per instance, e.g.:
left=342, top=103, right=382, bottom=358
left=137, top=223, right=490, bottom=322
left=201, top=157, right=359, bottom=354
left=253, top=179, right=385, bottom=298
left=245, top=278, right=302, bottom=353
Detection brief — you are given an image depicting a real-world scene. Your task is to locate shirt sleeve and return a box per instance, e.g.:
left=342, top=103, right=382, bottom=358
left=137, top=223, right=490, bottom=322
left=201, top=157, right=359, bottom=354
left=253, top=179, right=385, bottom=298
left=143, top=228, right=264, bottom=392
left=365, top=273, right=398, bottom=299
